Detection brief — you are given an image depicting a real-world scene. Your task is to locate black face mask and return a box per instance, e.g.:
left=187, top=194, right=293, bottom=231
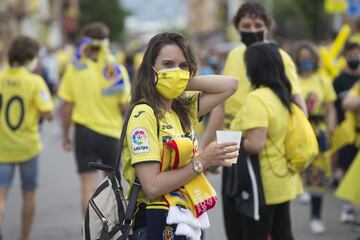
left=240, top=31, right=264, bottom=47
left=347, top=59, right=360, bottom=70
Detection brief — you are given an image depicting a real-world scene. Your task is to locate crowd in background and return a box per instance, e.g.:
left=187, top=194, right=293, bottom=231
left=2, top=1, right=360, bottom=240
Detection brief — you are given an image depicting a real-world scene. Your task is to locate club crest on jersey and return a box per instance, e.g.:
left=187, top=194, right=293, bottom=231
left=102, top=62, right=125, bottom=95
left=103, top=62, right=122, bottom=81
left=162, top=226, right=174, bottom=240
left=131, top=128, right=150, bottom=154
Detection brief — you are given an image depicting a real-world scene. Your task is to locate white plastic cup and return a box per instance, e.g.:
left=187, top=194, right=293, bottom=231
left=216, top=130, right=242, bottom=164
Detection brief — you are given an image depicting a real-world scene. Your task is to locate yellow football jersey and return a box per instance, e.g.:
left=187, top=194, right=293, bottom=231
left=224, top=44, right=301, bottom=129
left=122, top=95, right=200, bottom=207
left=0, top=67, right=54, bottom=162
left=231, top=87, right=303, bottom=204
left=299, top=72, right=336, bottom=182
left=58, top=59, right=131, bottom=138
left=299, top=72, right=336, bottom=116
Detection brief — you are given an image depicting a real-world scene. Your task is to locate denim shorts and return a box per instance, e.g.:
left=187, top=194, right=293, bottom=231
left=0, top=155, right=39, bottom=190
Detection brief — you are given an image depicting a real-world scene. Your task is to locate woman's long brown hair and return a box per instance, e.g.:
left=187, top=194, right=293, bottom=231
left=131, top=32, right=199, bottom=132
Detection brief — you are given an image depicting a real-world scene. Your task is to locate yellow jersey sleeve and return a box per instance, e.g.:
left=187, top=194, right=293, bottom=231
left=194, top=92, right=201, bottom=122
left=185, top=91, right=201, bottom=124
left=34, top=77, right=54, bottom=112
left=118, top=65, right=131, bottom=104
left=322, top=75, right=337, bottom=103
left=127, top=104, right=161, bottom=165
left=279, top=49, right=301, bottom=95
left=349, top=83, right=360, bottom=97
left=58, top=65, right=74, bottom=102
left=239, top=93, right=269, bottom=130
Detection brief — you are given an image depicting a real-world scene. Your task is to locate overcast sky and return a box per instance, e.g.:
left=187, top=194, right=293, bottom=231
left=120, top=0, right=187, bottom=23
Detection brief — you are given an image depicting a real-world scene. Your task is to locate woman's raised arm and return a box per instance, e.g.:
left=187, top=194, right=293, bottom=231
left=186, top=75, right=238, bottom=116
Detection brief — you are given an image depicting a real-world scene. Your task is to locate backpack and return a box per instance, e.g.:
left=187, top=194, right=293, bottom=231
left=82, top=102, right=158, bottom=240
left=285, top=103, right=319, bottom=172
left=223, top=140, right=265, bottom=221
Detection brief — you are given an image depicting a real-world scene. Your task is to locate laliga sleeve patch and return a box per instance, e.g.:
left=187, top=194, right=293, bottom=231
left=131, top=128, right=150, bottom=154
left=39, top=89, right=50, bottom=103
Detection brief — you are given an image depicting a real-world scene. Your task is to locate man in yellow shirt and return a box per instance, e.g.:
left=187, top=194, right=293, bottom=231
left=199, top=2, right=306, bottom=239
left=333, top=42, right=360, bottom=223
left=0, top=36, right=54, bottom=240
left=200, top=2, right=306, bottom=148
left=341, top=78, right=360, bottom=236
left=58, top=22, right=131, bottom=216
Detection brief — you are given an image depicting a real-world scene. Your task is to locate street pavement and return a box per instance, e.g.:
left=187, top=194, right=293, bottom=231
left=2, top=119, right=359, bottom=240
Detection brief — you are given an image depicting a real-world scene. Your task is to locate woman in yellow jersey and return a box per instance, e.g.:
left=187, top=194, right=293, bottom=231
left=294, top=43, right=337, bottom=234
left=231, top=42, right=303, bottom=240
left=0, top=36, right=54, bottom=240
left=200, top=3, right=306, bottom=239
left=122, top=32, right=239, bottom=240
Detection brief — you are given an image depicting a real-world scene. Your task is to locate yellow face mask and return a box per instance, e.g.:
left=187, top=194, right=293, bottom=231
left=154, top=67, right=190, bottom=99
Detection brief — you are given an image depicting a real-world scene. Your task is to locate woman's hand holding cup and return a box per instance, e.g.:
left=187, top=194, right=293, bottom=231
left=197, top=141, right=240, bottom=169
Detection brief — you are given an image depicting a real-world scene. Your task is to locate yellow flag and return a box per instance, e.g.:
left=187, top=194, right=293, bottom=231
left=336, top=150, right=360, bottom=207
left=330, top=112, right=356, bottom=155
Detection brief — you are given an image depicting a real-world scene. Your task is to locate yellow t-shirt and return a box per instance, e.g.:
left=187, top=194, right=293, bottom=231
left=223, top=44, right=301, bottom=129
left=300, top=72, right=336, bottom=181
left=122, top=95, right=200, bottom=207
left=231, top=87, right=303, bottom=205
left=58, top=59, right=131, bottom=138
left=299, top=72, right=336, bottom=116
left=348, top=81, right=360, bottom=98
left=0, top=67, right=54, bottom=162
left=348, top=82, right=360, bottom=129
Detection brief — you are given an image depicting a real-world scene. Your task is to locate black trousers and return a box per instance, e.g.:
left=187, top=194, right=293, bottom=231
left=223, top=195, right=294, bottom=240
left=222, top=193, right=243, bottom=240
left=241, top=201, right=294, bottom=240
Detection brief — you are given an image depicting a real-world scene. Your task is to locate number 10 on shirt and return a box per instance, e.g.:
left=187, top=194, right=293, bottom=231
left=0, top=94, right=25, bottom=131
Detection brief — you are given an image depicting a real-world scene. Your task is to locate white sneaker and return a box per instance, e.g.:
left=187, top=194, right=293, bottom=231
left=299, top=191, right=310, bottom=204
left=340, top=210, right=355, bottom=223
left=310, top=219, right=326, bottom=234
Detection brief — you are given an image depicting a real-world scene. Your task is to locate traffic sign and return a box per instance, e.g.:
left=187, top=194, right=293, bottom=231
left=348, top=0, right=360, bottom=17
left=325, top=0, right=348, bottom=14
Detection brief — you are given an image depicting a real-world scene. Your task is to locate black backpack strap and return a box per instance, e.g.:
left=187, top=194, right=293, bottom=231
left=118, top=177, right=141, bottom=239
left=113, top=101, right=159, bottom=239
left=87, top=101, right=159, bottom=239
left=113, top=104, right=136, bottom=179
left=113, top=101, right=159, bottom=180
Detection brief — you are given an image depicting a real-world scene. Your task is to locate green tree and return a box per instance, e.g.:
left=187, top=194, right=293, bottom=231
left=271, top=0, right=330, bottom=40
left=294, top=0, right=328, bottom=40
left=79, top=0, right=127, bottom=41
